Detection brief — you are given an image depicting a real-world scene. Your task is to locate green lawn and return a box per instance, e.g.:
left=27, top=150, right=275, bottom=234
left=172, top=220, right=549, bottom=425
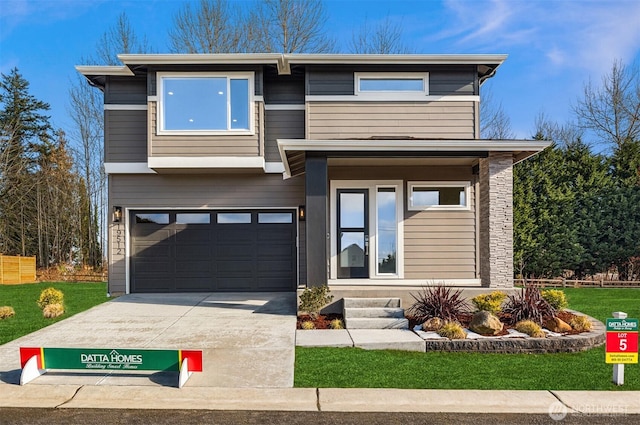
left=0, top=282, right=109, bottom=345
left=294, top=288, right=640, bottom=390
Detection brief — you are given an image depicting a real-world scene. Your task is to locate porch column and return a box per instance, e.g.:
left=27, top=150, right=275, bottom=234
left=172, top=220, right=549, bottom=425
left=479, top=152, right=514, bottom=288
left=305, top=155, right=328, bottom=287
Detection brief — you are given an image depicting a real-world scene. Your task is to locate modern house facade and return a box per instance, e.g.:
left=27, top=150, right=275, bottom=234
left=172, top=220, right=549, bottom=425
left=77, top=54, right=548, bottom=296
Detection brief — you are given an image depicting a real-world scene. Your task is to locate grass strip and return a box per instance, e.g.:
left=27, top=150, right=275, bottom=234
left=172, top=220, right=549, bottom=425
left=295, top=288, right=640, bottom=390
left=0, top=282, right=108, bottom=345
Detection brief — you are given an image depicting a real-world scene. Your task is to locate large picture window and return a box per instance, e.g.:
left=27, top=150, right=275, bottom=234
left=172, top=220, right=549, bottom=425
left=158, top=73, right=253, bottom=133
left=408, top=182, right=470, bottom=210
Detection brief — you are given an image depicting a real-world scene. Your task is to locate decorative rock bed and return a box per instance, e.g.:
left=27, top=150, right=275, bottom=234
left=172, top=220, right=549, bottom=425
left=415, top=310, right=606, bottom=354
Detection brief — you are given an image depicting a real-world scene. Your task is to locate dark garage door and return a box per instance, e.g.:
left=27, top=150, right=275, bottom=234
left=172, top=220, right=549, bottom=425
left=130, top=210, right=297, bottom=292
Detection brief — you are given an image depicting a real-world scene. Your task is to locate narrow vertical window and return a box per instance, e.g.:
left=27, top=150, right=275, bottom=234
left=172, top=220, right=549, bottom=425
left=377, top=187, right=397, bottom=275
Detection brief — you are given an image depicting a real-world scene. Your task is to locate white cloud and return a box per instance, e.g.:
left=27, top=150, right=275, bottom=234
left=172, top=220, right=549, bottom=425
left=436, top=0, right=640, bottom=75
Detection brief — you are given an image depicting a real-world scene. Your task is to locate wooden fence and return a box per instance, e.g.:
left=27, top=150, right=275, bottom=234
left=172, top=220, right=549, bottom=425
left=0, top=255, right=37, bottom=285
left=515, top=278, right=640, bottom=288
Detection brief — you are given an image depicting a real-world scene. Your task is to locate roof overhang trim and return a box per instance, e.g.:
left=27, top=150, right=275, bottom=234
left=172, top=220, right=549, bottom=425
left=76, top=53, right=508, bottom=79
left=277, top=139, right=551, bottom=178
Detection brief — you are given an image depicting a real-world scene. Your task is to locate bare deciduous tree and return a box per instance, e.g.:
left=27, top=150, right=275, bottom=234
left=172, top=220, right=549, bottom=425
left=169, top=0, right=245, bottom=53
left=480, top=85, right=515, bottom=139
left=250, top=0, right=334, bottom=53
left=574, top=60, right=640, bottom=149
left=169, top=0, right=334, bottom=54
left=349, top=15, right=413, bottom=54
left=95, top=11, right=152, bottom=65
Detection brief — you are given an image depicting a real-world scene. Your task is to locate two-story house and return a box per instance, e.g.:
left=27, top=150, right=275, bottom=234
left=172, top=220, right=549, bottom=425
left=77, top=54, right=548, bottom=298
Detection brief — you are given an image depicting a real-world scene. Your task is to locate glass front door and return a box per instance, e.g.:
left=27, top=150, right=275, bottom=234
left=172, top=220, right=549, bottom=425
left=337, top=189, right=369, bottom=278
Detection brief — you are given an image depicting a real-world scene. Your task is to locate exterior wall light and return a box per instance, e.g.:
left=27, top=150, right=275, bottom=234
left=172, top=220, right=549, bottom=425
left=298, top=205, right=306, bottom=221
left=113, top=206, right=123, bottom=223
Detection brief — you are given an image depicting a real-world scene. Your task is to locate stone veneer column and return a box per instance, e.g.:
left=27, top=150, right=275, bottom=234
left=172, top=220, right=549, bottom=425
left=479, top=152, right=514, bottom=288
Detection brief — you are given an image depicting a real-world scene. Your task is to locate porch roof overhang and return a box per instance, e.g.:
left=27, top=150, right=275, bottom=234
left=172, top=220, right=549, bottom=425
left=277, top=139, right=551, bottom=178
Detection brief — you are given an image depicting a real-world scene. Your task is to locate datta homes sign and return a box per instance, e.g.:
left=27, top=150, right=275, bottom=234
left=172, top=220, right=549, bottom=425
left=19, top=347, right=203, bottom=387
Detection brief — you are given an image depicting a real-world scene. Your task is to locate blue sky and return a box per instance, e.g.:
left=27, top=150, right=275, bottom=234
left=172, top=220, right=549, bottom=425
left=1, top=0, right=640, bottom=148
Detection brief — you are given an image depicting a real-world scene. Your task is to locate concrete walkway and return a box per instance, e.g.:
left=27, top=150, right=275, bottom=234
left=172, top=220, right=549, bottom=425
left=0, top=292, right=297, bottom=388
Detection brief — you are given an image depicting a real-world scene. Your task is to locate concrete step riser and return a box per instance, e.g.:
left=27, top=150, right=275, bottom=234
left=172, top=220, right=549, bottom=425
left=344, top=307, right=405, bottom=319
left=343, top=298, right=401, bottom=308
left=345, top=318, right=409, bottom=330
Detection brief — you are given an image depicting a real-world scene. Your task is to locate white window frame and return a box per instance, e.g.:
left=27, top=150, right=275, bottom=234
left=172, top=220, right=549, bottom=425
left=330, top=180, right=404, bottom=280
left=157, top=72, right=255, bottom=136
left=408, top=181, right=471, bottom=211
left=355, top=72, right=429, bottom=100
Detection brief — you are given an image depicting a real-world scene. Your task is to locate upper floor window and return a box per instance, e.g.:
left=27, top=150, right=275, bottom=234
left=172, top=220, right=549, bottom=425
left=408, top=181, right=470, bottom=211
left=158, top=72, right=253, bottom=134
left=355, top=72, right=428, bottom=99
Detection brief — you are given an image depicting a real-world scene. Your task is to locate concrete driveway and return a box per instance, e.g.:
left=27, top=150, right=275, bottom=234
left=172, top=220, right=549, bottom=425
left=0, top=292, right=297, bottom=388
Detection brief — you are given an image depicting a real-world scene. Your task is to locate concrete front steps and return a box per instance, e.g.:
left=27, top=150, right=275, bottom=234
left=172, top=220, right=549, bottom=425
left=343, top=298, right=409, bottom=330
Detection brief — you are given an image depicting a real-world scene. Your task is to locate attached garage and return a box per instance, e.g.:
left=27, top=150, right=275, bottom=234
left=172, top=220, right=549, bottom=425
left=130, top=210, right=297, bottom=293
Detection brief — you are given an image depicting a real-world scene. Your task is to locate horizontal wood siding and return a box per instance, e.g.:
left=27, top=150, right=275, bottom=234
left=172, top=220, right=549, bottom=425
left=264, top=110, right=305, bottom=162
left=404, top=187, right=476, bottom=279
left=105, top=76, right=147, bottom=104
left=105, top=110, right=147, bottom=162
left=308, top=101, right=475, bottom=139
left=149, top=101, right=261, bottom=157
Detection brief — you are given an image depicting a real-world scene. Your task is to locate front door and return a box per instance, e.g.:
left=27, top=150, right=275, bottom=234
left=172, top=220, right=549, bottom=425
left=337, top=189, right=369, bottom=278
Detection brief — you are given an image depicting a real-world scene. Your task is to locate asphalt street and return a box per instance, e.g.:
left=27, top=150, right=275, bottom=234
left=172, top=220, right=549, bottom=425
left=1, top=409, right=639, bottom=425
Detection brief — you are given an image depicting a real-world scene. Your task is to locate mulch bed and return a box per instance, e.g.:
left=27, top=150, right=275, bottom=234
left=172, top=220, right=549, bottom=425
left=298, top=311, right=585, bottom=334
left=297, top=314, right=344, bottom=329
left=408, top=310, right=583, bottom=336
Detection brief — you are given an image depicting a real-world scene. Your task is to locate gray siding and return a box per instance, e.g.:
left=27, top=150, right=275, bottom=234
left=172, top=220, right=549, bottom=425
left=307, top=66, right=477, bottom=96
left=105, top=76, right=147, bottom=104
left=329, top=165, right=476, bottom=280
left=308, top=101, right=476, bottom=139
left=148, top=101, right=262, bottom=157
left=429, top=70, right=476, bottom=95
left=264, top=110, right=305, bottom=162
left=264, top=67, right=305, bottom=104
left=108, top=173, right=305, bottom=294
left=307, top=70, right=354, bottom=95
left=105, top=110, right=147, bottom=162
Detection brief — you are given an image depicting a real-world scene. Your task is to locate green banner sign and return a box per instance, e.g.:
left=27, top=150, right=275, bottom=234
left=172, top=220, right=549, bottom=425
left=42, top=348, right=180, bottom=371
left=606, top=318, right=639, bottom=332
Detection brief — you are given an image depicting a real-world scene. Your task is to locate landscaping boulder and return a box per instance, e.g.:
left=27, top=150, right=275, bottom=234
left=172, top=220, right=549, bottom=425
left=422, top=317, right=445, bottom=331
left=469, top=311, right=504, bottom=335
left=545, top=317, right=572, bottom=333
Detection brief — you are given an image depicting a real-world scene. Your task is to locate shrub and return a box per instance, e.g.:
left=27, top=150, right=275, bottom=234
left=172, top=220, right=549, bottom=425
left=541, top=289, right=568, bottom=310
left=37, top=287, right=64, bottom=310
left=570, top=315, right=593, bottom=332
left=299, top=285, right=333, bottom=319
left=0, top=306, right=15, bottom=319
left=471, top=291, right=507, bottom=314
left=437, top=321, right=466, bottom=339
left=515, top=320, right=545, bottom=338
left=300, top=320, right=315, bottom=330
left=329, top=319, right=344, bottom=330
left=408, top=285, right=469, bottom=323
left=503, top=286, right=555, bottom=325
left=42, top=303, right=65, bottom=319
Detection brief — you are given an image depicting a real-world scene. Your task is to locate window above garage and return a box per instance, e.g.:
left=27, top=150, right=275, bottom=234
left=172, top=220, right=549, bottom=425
left=157, top=72, right=254, bottom=135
